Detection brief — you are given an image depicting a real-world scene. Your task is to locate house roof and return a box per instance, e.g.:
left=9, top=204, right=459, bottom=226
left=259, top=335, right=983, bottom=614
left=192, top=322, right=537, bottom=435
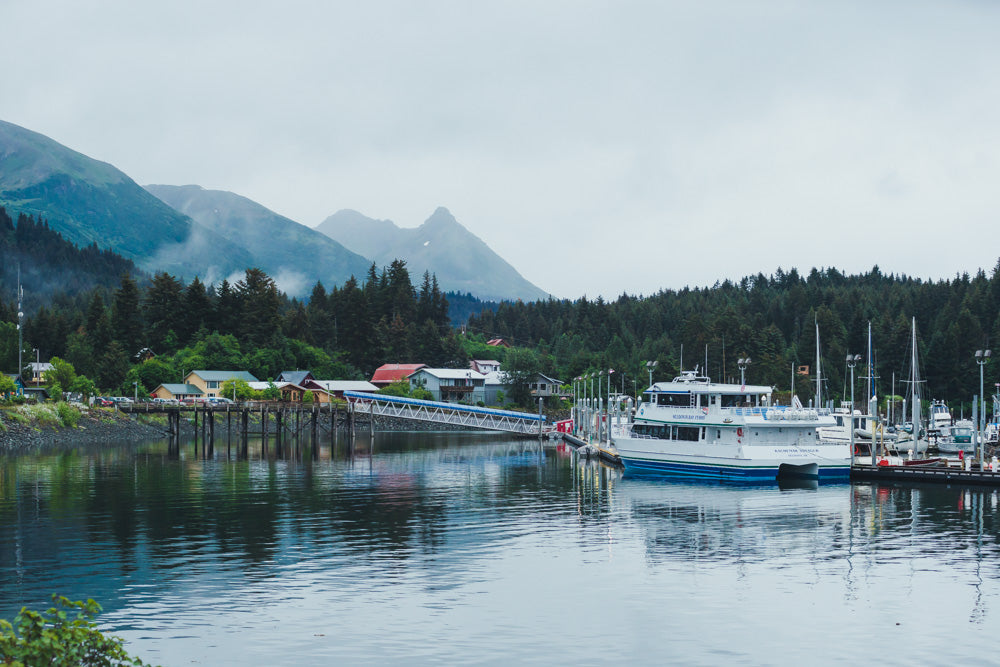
left=188, top=370, right=260, bottom=382
left=28, top=362, right=54, bottom=372
left=312, top=380, right=378, bottom=392
left=486, top=338, right=510, bottom=347
left=534, top=373, right=562, bottom=385
left=483, top=371, right=504, bottom=385
left=277, top=370, right=313, bottom=385
left=247, top=381, right=312, bottom=392
left=157, top=384, right=204, bottom=395
left=371, top=364, right=427, bottom=385
left=412, top=368, right=487, bottom=380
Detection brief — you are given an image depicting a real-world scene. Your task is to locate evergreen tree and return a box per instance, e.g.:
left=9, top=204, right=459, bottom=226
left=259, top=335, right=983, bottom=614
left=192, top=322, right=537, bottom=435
left=111, top=275, right=143, bottom=358
left=144, top=272, right=183, bottom=353
left=234, top=268, right=282, bottom=348
left=182, top=276, right=213, bottom=344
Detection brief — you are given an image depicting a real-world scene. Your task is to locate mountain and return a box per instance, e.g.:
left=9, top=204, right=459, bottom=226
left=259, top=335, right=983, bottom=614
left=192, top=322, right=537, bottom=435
left=0, top=119, right=254, bottom=282
left=144, top=185, right=372, bottom=297
left=315, top=207, right=550, bottom=302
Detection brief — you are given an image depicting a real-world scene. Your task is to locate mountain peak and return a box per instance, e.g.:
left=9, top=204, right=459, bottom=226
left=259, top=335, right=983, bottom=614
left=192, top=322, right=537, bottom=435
left=423, top=207, right=459, bottom=230
left=316, top=207, right=549, bottom=302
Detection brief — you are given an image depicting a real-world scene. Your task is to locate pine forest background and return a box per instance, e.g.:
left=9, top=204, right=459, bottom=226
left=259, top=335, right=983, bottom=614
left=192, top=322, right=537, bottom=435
left=3, top=206, right=1000, bottom=412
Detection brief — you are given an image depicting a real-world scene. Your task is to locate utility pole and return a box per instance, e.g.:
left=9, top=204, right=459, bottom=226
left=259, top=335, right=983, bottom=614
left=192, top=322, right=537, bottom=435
left=17, top=266, right=24, bottom=388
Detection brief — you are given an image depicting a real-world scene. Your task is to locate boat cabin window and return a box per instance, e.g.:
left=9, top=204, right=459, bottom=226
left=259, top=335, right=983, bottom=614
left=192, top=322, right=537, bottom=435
left=633, top=424, right=703, bottom=441
left=656, top=393, right=690, bottom=407
left=677, top=426, right=700, bottom=442
left=720, top=394, right=743, bottom=408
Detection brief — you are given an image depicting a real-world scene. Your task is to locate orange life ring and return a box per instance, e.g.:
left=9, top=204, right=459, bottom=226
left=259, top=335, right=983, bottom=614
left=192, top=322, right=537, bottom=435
left=737, top=427, right=744, bottom=437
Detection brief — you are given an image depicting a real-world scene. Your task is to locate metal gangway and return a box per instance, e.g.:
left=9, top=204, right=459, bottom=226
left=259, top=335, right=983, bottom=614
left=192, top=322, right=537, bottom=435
left=343, top=391, right=549, bottom=435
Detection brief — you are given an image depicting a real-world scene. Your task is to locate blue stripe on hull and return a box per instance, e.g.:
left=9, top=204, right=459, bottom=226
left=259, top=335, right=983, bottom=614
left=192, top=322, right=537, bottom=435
left=621, top=457, right=850, bottom=483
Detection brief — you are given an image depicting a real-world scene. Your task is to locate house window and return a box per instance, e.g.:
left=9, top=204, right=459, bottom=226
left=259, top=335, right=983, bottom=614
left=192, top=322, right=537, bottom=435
left=207, top=381, right=219, bottom=389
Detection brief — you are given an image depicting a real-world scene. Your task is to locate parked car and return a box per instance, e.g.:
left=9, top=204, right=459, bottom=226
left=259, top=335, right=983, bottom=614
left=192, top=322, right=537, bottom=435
left=94, top=396, right=114, bottom=407
left=207, top=396, right=234, bottom=405
left=151, top=397, right=179, bottom=405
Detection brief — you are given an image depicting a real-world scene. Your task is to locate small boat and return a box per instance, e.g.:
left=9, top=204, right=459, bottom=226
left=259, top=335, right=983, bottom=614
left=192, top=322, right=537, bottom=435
left=937, top=420, right=974, bottom=454
left=927, top=400, right=953, bottom=440
left=614, top=368, right=851, bottom=482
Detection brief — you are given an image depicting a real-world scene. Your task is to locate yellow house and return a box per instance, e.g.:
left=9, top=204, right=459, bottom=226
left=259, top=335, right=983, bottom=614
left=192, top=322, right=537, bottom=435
left=185, top=370, right=259, bottom=398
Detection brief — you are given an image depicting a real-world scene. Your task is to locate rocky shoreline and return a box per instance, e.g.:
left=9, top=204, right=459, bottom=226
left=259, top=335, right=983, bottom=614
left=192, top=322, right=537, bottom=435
left=0, top=407, right=169, bottom=453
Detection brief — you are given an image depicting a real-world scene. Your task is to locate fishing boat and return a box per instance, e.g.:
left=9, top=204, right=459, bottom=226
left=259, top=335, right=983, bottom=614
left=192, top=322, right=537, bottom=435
left=937, top=421, right=974, bottom=454
left=927, top=400, right=953, bottom=440
left=613, top=368, right=851, bottom=482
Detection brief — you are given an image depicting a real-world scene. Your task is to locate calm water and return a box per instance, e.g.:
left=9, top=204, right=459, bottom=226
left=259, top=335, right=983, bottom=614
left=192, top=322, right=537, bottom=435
left=4, top=432, right=1000, bottom=665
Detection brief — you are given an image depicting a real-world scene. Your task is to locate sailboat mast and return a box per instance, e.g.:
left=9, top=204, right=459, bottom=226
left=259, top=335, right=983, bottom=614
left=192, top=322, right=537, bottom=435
left=815, top=321, right=822, bottom=409
left=866, top=321, right=873, bottom=407
left=911, top=317, right=920, bottom=453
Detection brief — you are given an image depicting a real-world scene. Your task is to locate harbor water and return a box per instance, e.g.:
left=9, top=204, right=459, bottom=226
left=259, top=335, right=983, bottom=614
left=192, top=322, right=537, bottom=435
left=4, top=431, right=1000, bottom=665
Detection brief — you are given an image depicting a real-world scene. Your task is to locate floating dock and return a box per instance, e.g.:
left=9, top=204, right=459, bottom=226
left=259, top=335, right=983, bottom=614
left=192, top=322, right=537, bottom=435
left=851, top=461, right=1000, bottom=486
left=560, top=432, right=623, bottom=466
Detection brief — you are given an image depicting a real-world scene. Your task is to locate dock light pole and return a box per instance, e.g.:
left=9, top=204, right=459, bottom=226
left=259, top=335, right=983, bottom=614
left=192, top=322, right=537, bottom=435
left=646, top=360, right=658, bottom=389
left=133, top=381, right=138, bottom=403
left=847, top=354, right=861, bottom=463
left=737, top=357, right=751, bottom=386
left=976, top=349, right=991, bottom=446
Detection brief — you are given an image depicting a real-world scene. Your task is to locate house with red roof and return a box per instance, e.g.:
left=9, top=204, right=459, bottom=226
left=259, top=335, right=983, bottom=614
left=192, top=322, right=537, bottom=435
left=370, top=363, right=427, bottom=388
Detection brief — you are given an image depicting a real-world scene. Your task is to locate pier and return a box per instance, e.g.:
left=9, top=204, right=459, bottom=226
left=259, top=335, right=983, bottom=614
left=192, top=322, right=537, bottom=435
left=341, top=391, right=550, bottom=435
left=118, top=393, right=551, bottom=453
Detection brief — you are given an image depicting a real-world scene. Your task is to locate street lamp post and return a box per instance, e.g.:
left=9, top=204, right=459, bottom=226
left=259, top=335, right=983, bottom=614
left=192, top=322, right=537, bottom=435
left=133, top=381, right=138, bottom=404
left=645, top=360, right=658, bottom=389
left=737, top=357, right=751, bottom=386
left=976, top=349, right=991, bottom=466
left=847, top=354, right=861, bottom=464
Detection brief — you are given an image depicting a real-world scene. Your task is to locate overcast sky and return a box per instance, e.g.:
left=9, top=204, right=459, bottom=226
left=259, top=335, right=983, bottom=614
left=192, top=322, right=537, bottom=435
left=5, top=0, right=1000, bottom=299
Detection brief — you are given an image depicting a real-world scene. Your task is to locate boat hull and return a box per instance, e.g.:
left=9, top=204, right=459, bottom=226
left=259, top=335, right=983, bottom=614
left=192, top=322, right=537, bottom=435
left=617, top=440, right=851, bottom=482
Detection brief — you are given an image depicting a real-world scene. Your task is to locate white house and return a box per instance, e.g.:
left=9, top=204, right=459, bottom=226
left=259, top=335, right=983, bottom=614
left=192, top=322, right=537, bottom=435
left=409, top=368, right=486, bottom=404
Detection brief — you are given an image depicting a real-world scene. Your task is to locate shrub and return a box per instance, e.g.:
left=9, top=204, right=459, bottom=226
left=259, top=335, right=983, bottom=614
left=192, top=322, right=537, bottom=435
left=411, top=387, right=433, bottom=401
left=29, top=404, right=61, bottom=429
left=57, top=402, right=81, bottom=428
left=0, top=594, right=149, bottom=666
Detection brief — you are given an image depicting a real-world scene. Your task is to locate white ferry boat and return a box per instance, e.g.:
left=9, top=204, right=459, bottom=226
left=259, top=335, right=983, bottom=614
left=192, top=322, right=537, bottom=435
left=614, top=370, right=851, bottom=481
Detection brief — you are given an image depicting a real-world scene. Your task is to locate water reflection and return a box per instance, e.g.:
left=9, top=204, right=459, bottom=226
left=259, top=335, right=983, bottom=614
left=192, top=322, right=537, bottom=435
left=5, top=435, right=1000, bottom=664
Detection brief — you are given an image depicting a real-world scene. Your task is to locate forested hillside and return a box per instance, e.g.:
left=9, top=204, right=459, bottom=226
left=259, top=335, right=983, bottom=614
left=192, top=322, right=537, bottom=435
left=0, top=207, right=141, bottom=308
left=2, top=220, right=465, bottom=393
left=467, top=265, right=1000, bottom=411
left=4, top=201, right=999, bottom=413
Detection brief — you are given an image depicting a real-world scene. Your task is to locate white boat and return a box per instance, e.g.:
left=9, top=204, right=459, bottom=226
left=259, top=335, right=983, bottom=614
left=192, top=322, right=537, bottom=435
left=613, top=368, right=851, bottom=482
left=936, top=420, right=974, bottom=454
left=817, top=402, right=884, bottom=446
left=927, top=400, right=953, bottom=439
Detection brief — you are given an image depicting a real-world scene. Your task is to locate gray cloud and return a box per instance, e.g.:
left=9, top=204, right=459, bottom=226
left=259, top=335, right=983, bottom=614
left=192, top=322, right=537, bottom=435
left=5, top=0, right=1000, bottom=298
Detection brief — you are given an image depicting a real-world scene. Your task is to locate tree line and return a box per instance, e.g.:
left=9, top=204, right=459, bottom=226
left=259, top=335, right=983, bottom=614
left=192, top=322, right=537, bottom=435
left=467, top=264, right=1000, bottom=413
left=1, top=213, right=470, bottom=396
